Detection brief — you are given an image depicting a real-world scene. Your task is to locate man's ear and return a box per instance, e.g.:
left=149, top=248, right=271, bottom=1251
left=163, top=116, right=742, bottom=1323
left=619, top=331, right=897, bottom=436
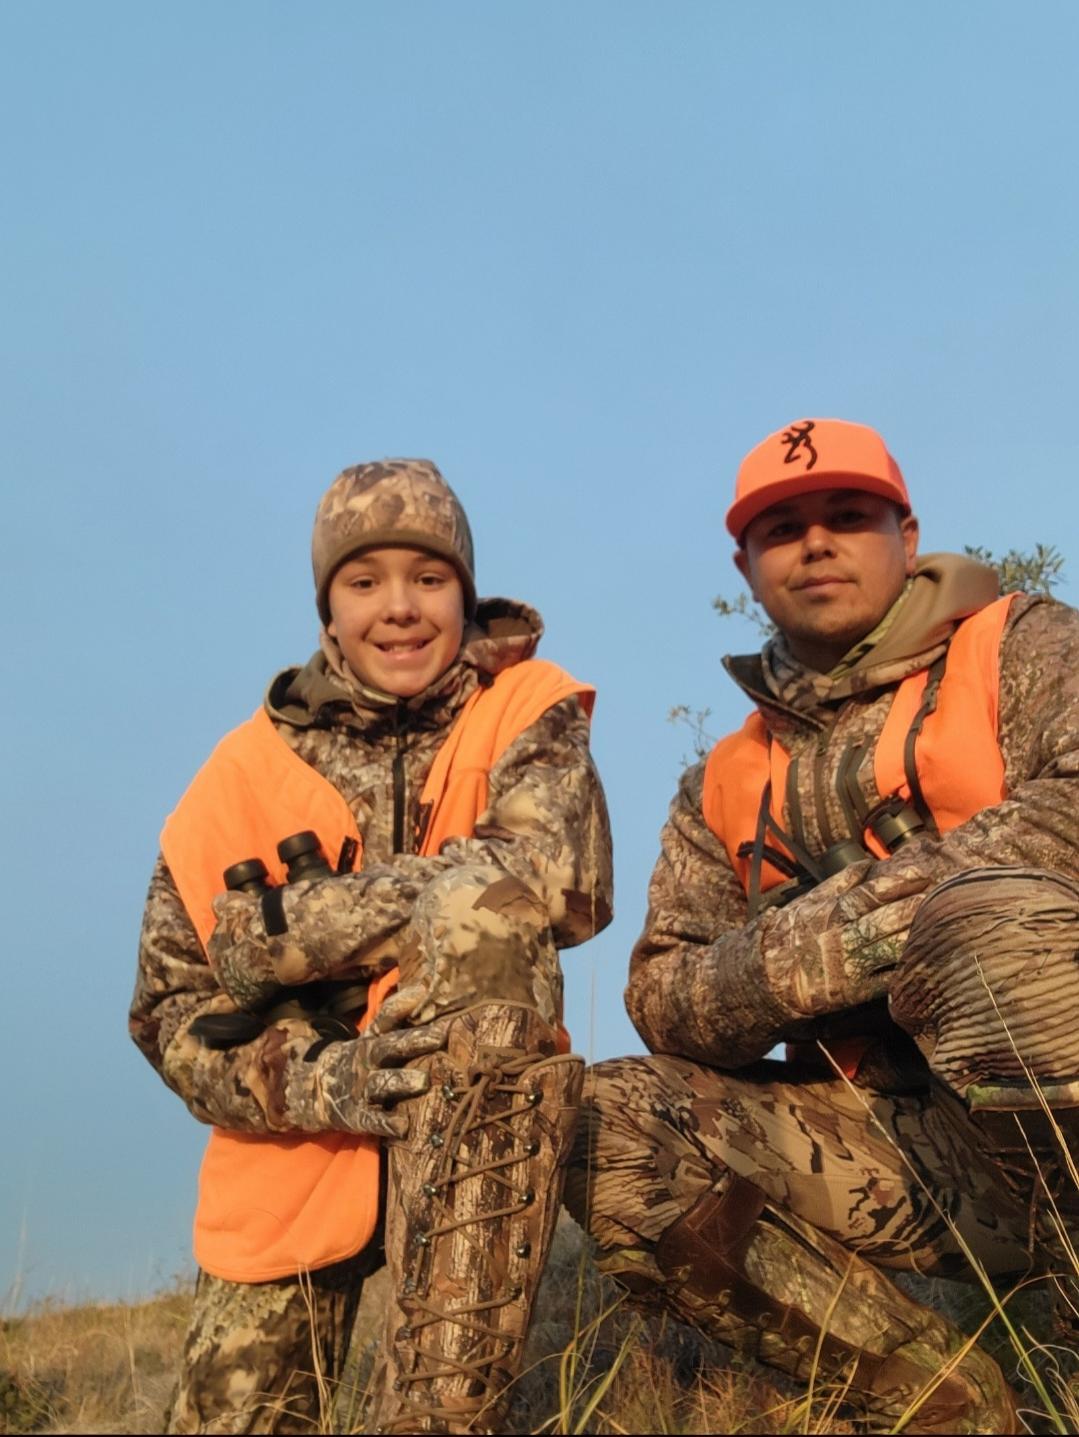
left=733, top=546, right=758, bottom=600
left=900, top=512, right=920, bottom=577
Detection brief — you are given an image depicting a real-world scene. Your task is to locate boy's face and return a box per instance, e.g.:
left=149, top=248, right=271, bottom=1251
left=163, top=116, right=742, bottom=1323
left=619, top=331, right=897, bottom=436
left=327, top=546, right=466, bottom=697
left=733, top=489, right=919, bottom=672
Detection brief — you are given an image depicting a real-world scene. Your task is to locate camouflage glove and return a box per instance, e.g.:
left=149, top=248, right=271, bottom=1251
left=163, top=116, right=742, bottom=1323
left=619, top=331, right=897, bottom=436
left=695, top=863, right=932, bottom=1070
left=207, top=868, right=424, bottom=1009
left=286, top=1020, right=449, bottom=1139
left=759, top=861, right=932, bottom=1020
left=206, top=890, right=280, bottom=1009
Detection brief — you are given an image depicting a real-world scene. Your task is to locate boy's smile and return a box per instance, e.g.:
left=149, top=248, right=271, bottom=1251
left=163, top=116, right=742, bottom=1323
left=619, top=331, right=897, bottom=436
left=327, top=546, right=466, bottom=697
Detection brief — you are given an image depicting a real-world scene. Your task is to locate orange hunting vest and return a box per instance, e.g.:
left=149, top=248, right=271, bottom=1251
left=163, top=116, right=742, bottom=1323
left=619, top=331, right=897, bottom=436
left=161, top=659, right=593, bottom=1282
left=703, top=597, right=1016, bottom=903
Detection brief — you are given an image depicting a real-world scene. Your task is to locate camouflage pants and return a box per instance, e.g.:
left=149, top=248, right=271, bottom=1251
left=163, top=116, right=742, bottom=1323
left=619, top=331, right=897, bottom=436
left=166, top=1248, right=373, bottom=1434
left=565, top=1054, right=1032, bottom=1347
left=169, top=870, right=566, bottom=1434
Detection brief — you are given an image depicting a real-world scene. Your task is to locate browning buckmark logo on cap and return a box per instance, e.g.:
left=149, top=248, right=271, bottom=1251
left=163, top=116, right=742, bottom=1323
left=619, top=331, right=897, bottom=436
left=780, top=420, right=818, bottom=470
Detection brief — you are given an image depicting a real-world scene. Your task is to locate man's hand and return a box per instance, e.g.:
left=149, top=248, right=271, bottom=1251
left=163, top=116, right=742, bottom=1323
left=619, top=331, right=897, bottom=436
left=297, top=1020, right=449, bottom=1138
left=761, top=861, right=932, bottom=1019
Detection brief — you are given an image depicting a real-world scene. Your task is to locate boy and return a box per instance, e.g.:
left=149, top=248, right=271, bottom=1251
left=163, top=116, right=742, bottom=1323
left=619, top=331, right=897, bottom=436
left=132, top=459, right=612, bottom=1434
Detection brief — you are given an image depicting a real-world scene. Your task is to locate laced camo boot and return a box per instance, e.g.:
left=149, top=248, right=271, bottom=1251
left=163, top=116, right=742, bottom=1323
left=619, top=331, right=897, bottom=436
left=369, top=1002, right=583, bottom=1434
left=609, top=1176, right=1020, bottom=1435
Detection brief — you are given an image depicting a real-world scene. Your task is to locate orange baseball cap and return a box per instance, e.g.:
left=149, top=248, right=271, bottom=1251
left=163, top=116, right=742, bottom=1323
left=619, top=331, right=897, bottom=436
left=726, top=418, right=910, bottom=541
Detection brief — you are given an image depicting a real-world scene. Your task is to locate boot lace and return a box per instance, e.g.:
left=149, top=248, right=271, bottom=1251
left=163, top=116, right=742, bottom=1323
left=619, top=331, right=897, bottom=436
left=379, top=1048, right=578, bottom=1432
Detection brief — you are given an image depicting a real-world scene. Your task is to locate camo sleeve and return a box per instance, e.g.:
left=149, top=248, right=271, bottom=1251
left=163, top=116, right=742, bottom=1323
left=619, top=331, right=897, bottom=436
left=221, top=697, right=614, bottom=1000
left=624, top=761, right=787, bottom=1065
left=436, top=695, right=614, bottom=949
left=131, top=856, right=332, bottom=1131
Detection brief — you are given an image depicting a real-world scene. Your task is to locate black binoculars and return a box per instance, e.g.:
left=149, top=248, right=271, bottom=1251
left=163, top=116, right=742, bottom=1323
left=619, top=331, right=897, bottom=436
left=190, top=832, right=343, bottom=1050
left=763, top=796, right=926, bottom=912
left=818, top=795, right=926, bottom=877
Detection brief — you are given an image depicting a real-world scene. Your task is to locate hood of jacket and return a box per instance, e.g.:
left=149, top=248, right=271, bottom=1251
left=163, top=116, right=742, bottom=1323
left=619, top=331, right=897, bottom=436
left=724, top=552, right=1000, bottom=723
left=266, top=597, right=543, bottom=732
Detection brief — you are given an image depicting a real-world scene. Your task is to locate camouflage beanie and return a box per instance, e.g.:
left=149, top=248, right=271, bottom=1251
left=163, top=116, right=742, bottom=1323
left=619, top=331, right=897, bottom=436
left=312, top=459, right=476, bottom=623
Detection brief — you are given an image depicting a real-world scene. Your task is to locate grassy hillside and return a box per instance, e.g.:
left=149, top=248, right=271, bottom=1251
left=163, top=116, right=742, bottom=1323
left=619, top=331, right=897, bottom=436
left=0, top=1219, right=829, bottom=1435
left=0, top=1219, right=1068, bottom=1434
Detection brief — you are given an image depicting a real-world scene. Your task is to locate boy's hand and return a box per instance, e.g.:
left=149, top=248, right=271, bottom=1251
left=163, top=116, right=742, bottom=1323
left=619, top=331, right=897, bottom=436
left=207, top=889, right=280, bottom=1008
left=297, top=1020, right=450, bottom=1138
left=207, top=871, right=425, bottom=1003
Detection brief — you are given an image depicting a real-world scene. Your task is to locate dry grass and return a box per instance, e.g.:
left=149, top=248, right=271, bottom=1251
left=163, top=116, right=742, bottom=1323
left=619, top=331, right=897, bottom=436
left=1, top=1219, right=1072, bottom=1434
left=0, top=1285, right=190, bottom=1434
left=0, top=1222, right=846, bottom=1435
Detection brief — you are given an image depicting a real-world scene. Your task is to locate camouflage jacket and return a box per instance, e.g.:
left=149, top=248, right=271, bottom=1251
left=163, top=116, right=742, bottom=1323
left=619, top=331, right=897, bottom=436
left=131, top=600, right=613, bottom=1130
left=626, top=556, right=1079, bottom=1070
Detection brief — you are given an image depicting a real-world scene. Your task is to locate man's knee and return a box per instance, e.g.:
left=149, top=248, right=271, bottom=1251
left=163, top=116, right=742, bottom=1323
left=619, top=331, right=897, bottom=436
left=565, top=1054, right=730, bottom=1253
left=891, top=866, right=1079, bottom=1096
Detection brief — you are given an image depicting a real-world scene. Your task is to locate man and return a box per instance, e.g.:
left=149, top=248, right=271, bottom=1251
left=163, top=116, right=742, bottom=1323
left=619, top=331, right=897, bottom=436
left=566, top=418, right=1079, bottom=1433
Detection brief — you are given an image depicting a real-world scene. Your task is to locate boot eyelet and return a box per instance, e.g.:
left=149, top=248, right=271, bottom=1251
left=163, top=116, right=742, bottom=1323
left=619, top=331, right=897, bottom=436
left=442, top=1083, right=458, bottom=1100
left=415, top=1232, right=431, bottom=1247
left=422, top=1182, right=437, bottom=1197
left=429, top=1132, right=445, bottom=1148
left=515, top=1241, right=532, bottom=1258
left=512, top=1284, right=524, bottom=1299
left=519, top=1188, right=535, bottom=1205
left=526, top=1139, right=540, bottom=1156
left=527, top=1089, right=542, bottom=1105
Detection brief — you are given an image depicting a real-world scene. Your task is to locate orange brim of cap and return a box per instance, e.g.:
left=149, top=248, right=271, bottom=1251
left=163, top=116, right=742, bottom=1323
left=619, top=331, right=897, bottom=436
left=726, top=470, right=910, bottom=541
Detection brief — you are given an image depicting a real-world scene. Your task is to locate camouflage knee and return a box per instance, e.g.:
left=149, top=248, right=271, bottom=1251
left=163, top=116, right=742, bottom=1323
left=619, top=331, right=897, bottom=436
left=565, top=1055, right=723, bottom=1260
left=407, top=866, right=563, bottom=1023
left=891, top=867, right=1079, bottom=1099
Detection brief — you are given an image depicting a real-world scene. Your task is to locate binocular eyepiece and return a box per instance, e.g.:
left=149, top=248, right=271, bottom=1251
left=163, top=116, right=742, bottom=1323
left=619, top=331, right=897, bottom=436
left=818, top=798, right=926, bottom=879
left=222, top=831, right=335, bottom=894
left=276, top=831, right=335, bottom=883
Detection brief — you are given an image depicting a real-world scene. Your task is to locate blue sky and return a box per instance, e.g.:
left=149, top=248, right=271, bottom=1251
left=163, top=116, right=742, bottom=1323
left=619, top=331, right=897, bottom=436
left=3, top=1, right=1078, bottom=1304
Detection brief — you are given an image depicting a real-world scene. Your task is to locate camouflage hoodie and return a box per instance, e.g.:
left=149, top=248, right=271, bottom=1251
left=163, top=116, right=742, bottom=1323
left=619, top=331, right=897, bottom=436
left=626, top=554, right=1079, bottom=1071
left=131, top=599, right=613, bottom=1131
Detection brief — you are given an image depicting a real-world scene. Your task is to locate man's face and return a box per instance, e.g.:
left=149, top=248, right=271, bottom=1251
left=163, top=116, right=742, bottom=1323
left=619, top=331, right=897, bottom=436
left=327, top=546, right=466, bottom=698
left=733, top=489, right=919, bottom=672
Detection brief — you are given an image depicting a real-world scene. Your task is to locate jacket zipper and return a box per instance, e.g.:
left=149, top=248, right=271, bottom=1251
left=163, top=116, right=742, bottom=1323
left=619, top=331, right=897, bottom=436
left=392, top=702, right=407, bottom=854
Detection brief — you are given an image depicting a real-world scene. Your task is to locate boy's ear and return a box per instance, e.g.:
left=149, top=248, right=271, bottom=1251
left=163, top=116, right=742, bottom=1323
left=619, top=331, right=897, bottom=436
left=732, top=547, right=758, bottom=601
left=326, top=619, right=337, bottom=638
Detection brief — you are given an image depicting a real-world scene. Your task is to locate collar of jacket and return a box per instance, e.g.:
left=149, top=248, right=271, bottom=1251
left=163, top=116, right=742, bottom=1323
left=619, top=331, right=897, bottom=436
left=722, top=552, right=1000, bottom=733
left=264, top=597, right=544, bottom=733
